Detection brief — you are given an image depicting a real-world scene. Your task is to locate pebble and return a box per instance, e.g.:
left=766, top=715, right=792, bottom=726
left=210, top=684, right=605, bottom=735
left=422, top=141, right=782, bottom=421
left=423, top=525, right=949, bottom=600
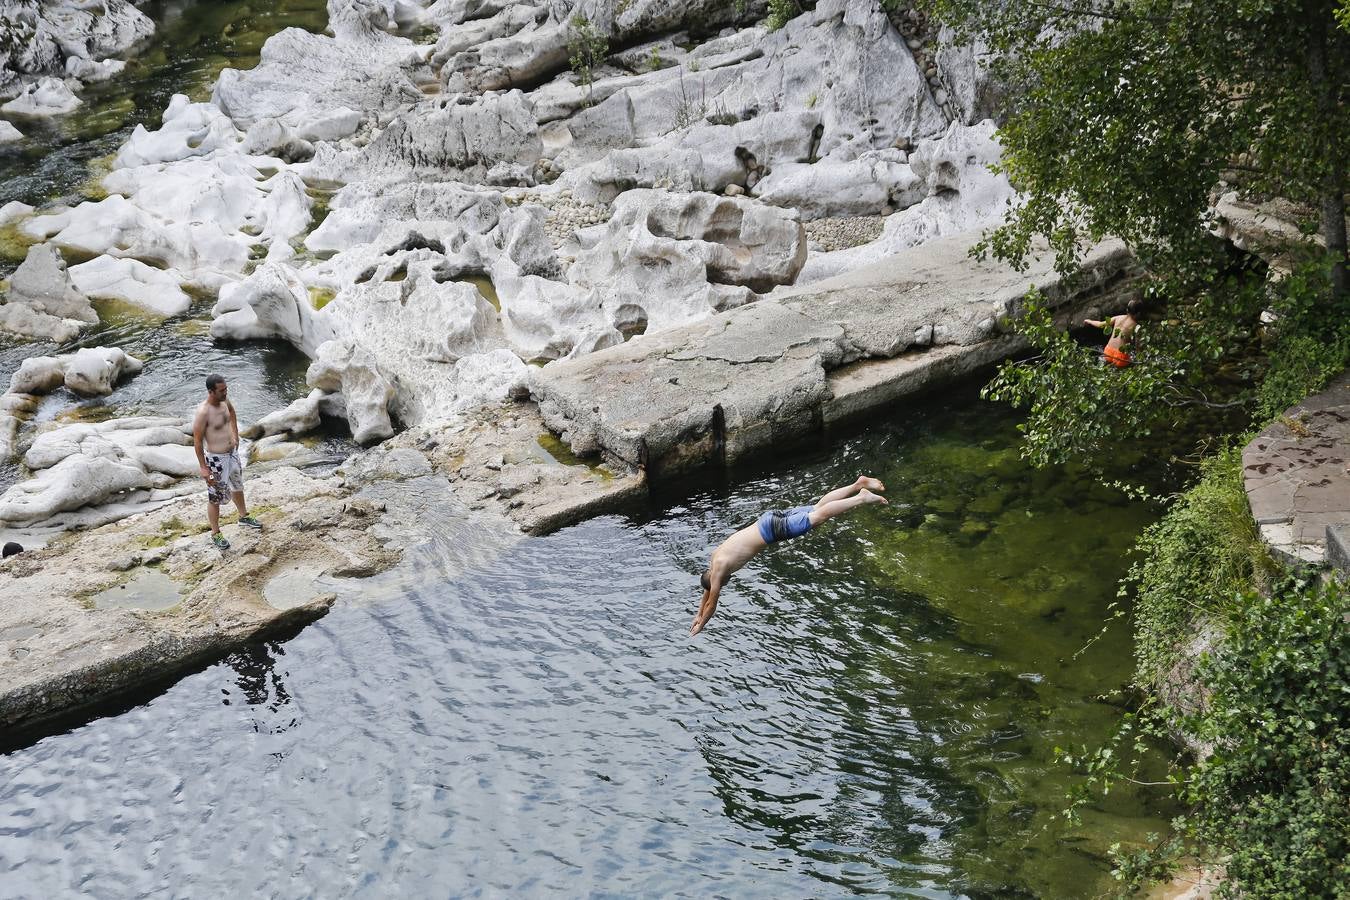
left=803, top=216, right=887, bottom=252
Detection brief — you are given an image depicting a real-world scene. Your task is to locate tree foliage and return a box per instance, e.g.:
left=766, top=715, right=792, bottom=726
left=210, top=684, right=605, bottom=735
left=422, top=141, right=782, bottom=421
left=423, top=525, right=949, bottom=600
left=924, top=0, right=1350, bottom=465
left=921, top=0, right=1348, bottom=291
left=566, top=15, right=608, bottom=105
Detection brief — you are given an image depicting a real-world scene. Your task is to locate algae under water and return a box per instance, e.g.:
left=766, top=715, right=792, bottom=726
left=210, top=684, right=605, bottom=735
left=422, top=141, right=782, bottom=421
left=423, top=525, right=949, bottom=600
left=0, top=398, right=1176, bottom=897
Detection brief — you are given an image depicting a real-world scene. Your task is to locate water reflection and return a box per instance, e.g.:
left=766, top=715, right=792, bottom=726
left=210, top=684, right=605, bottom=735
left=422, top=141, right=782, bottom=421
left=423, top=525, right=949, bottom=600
left=222, top=642, right=297, bottom=735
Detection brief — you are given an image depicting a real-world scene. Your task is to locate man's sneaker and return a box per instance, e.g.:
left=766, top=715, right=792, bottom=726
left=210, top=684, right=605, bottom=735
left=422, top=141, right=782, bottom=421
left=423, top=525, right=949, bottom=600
left=238, top=515, right=262, bottom=530
left=212, top=533, right=230, bottom=550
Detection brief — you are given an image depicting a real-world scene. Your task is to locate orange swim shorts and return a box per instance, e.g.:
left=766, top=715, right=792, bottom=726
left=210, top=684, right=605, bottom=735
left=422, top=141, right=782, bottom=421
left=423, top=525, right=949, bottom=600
left=1104, top=346, right=1131, bottom=368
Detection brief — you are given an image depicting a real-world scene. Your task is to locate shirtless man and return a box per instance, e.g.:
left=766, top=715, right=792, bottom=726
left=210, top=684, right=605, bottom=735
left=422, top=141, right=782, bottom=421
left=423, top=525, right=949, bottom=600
left=690, top=476, right=887, bottom=635
left=192, top=374, right=260, bottom=550
left=1085, top=298, right=1144, bottom=368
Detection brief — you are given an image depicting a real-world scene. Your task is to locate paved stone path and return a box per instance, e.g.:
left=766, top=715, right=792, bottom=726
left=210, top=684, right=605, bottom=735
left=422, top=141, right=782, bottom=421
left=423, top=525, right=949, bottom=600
left=1243, top=371, right=1350, bottom=568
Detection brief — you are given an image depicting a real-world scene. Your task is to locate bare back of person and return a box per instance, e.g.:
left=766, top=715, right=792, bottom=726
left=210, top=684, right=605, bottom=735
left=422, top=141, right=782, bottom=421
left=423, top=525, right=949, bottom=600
left=1105, top=313, right=1137, bottom=352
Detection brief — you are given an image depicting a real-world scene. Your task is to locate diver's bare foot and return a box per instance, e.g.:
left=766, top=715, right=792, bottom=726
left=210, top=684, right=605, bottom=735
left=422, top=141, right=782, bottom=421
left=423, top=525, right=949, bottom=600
left=856, top=475, right=886, bottom=492
left=858, top=488, right=888, bottom=505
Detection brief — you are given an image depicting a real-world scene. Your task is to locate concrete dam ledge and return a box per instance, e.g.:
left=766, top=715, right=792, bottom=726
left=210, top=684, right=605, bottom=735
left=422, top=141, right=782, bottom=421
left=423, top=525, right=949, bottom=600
left=529, top=230, right=1138, bottom=481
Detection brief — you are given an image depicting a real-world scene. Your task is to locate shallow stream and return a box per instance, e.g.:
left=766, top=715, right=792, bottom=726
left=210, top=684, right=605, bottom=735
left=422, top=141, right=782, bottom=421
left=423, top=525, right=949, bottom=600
left=0, top=398, right=1175, bottom=897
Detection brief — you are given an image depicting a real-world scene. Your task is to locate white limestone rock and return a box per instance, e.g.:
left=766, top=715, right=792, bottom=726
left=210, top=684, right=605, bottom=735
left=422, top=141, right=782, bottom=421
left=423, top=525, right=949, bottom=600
left=211, top=263, right=336, bottom=355
left=753, top=150, right=923, bottom=218
left=23, top=416, right=189, bottom=471
left=0, top=0, right=152, bottom=99
left=65, top=56, right=125, bottom=83
left=114, top=94, right=243, bottom=167
left=244, top=389, right=327, bottom=440
left=22, top=194, right=251, bottom=280
left=0, top=77, right=81, bottom=117
left=555, top=0, right=945, bottom=203
left=8, top=357, right=67, bottom=395
left=0, top=243, right=97, bottom=341
left=0, top=120, right=22, bottom=143
left=797, top=120, right=1017, bottom=284
left=0, top=200, right=32, bottom=225
left=597, top=189, right=805, bottom=292
left=0, top=454, right=152, bottom=524
left=450, top=348, right=530, bottom=410
left=211, top=23, right=425, bottom=153
left=61, top=347, right=144, bottom=397
left=304, top=180, right=506, bottom=254
left=492, top=267, right=621, bottom=362
left=67, top=256, right=192, bottom=317
left=0, top=391, right=40, bottom=460
left=307, top=90, right=543, bottom=184
left=126, top=443, right=199, bottom=478
left=306, top=339, right=396, bottom=444
left=9, top=346, right=142, bottom=398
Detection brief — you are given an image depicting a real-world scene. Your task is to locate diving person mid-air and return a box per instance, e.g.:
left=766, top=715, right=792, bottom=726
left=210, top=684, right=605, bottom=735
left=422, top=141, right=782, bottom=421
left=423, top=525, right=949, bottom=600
left=690, top=476, right=887, bottom=635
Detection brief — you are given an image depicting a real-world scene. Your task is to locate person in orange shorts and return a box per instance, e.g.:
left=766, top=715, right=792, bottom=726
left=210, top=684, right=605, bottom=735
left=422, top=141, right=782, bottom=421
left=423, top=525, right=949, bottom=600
left=1085, top=298, right=1143, bottom=367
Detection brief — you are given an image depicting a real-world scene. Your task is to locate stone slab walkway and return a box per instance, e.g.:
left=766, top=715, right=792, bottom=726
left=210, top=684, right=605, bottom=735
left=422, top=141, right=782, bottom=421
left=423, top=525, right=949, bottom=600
left=531, top=230, right=1135, bottom=478
left=1243, top=371, right=1350, bottom=568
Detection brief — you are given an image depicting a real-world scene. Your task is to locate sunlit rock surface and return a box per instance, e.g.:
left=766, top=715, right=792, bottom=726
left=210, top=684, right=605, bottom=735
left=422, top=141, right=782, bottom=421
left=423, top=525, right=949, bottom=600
left=0, top=243, right=98, bottom=342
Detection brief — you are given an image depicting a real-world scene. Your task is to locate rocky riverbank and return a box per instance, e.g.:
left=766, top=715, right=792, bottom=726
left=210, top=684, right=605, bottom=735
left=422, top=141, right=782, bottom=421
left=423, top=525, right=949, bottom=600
left=0, top=464, right=399, bottom=734
left=0, top=0, right=1104, bottom=729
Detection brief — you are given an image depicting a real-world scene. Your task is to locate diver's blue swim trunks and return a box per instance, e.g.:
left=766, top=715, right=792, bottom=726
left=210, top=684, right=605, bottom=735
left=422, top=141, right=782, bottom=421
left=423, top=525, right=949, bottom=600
left=757, top=505, right=814, bottom=544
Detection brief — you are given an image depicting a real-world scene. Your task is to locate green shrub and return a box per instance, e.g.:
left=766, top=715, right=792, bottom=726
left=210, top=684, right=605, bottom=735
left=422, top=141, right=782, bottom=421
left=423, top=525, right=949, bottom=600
left=1126, top=446, right=1278, bottom=684
left=1183, top=580, right=1350, bottom=897
left=567, top=15, right=609, bottom=105
left=767, top=0, right=801, bottom=29
left=1255, top=262, right=1350, bottom=423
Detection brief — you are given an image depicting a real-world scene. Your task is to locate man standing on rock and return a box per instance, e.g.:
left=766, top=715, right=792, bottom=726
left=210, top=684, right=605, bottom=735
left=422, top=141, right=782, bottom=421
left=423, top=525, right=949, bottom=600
left=193, top=374, right=261, bottom=550
left=691, top=476, right=887, bottom=635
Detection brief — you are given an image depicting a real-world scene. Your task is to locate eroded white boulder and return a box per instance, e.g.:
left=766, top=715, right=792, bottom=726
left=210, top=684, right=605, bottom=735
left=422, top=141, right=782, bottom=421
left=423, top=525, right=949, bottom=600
left=797, top=120, right=1017, bottom=284
left=211, top=263, right=336, bottom=354
left=67, top=256, right=192, bottom=316
left=23, top=416, right=188, bottom=471
left=22, top=194, right=251, bottom=279
left=0, top=120, right=22, bottom=143
left=306, top=339, right=395, bottom=444
left=0, top=0, right=153, bottom=100
left=114, top=94, right=243, bottom=167
left=211, top=23, right=424, bottom=153
left=1, top=77, right=81, bottom=116
left=0, top=243, right=97, bottom=341
left=10, top=347, right=142, bottom=397
left=308, top=90, right=543, bottom=183
left=62, top=347, right=145, bottom=397
left=0, top=454, right=151, bottom=524
left=754, top=150, right=923, bottom=218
